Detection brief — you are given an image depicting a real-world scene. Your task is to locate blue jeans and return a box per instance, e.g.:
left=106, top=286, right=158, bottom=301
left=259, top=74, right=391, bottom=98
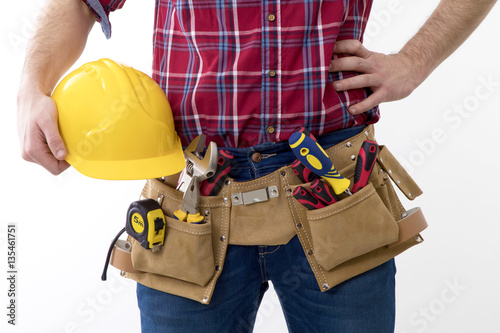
left=137, top=126, right=396, bottom=332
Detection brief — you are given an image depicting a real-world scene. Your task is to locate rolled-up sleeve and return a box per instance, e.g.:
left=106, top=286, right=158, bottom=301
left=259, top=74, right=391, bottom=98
left=82, top=0, right=126, bottom=39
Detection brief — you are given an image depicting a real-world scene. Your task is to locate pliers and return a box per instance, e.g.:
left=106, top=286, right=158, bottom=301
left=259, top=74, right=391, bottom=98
left=174, top=176, right=205, bottom=224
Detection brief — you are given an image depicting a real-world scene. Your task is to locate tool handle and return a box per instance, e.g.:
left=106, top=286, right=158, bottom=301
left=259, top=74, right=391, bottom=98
left=297, top=127, right=317, bottom=140
left=292, top=186, right=326, bottom=210
left=289, top=128, right=350, bottom=195
left=352, top=140, right=378, bottom=193
left=174, top=209, right=205, bottom=224
left=200, top=150, right=234, bottom=196
left=291, top=159, right=320, bottom=183
left=310, top=179, right=338, bottom=205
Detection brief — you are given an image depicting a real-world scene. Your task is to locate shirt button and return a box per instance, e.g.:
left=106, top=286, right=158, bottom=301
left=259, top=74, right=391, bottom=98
left=268, top=70, right=276, bottom=77
left=267, top=126, right=275, bottom=134
left=252, top=152, right=262, bottom=163
left=268, top=14, right=276, bottom=22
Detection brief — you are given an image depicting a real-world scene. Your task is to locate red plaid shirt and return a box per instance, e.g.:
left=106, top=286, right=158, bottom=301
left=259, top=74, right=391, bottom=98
left=84, top=0, right=378, bottom=147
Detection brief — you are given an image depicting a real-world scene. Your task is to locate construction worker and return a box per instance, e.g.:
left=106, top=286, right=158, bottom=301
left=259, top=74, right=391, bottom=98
left=17, top=0, right=496, bottom=332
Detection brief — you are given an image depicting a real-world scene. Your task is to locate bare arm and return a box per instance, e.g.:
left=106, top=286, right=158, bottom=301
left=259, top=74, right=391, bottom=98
left=330, top=0, right=497, bottom=115
left=17, top=0, right=95, bottom=174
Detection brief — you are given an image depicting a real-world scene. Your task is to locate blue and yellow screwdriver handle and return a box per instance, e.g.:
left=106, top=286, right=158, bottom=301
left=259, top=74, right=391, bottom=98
left=289, top=130, right=351, bottom=195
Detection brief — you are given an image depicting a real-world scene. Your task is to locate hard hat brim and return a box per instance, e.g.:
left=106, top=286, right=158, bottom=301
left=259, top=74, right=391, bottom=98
left=67, top=140, right=186, bottom=180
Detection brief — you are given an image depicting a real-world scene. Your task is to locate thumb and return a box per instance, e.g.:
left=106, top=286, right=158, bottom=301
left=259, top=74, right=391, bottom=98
left=42, top=99, right=67, bottom=161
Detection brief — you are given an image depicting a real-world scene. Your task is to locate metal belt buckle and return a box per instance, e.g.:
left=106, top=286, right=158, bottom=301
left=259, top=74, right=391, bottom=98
left=231, top=186, right=279, bottom=206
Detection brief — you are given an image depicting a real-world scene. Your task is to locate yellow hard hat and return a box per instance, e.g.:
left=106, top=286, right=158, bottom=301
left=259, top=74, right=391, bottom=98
left=51, top=58, right=185, bottom=180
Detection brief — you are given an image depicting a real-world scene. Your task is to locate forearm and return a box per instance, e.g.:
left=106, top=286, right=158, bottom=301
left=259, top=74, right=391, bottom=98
left=400, top=0, right=497, bottom=85
left=19, top=0, right=95, bottom=96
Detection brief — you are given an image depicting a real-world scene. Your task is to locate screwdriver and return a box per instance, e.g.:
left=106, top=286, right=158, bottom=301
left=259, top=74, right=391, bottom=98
left=291, top=159, right=320, bottom=183
left=292, top=186, right=326, bottom=210
left=289, top=128, right=351, bottom=196
left=310, top=179, right=338, bottom=205
left=352, top=140, right=378, bottom=193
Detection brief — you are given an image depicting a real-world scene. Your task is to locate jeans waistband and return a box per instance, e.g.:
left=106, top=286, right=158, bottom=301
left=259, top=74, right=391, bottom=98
left=224, top=126, right=365, bottom=182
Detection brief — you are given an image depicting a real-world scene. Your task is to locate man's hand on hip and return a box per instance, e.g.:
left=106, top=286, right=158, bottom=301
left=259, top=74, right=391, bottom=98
left=329, top=39, right=420, bottom=116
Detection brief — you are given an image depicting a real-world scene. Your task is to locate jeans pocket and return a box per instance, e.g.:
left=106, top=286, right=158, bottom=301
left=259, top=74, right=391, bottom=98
left=306, top=183, right=399, bottom=271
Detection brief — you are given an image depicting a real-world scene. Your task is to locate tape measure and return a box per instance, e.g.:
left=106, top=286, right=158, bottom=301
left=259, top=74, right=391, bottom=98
left=125, top=199, right=166, bottom=252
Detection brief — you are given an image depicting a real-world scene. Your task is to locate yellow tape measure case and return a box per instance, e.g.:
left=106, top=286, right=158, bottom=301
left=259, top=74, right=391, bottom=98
left=125, top=199, right=166, bottom=251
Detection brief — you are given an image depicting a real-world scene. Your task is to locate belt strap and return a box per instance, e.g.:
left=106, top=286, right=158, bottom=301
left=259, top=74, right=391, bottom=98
left=110, top=239, right=143, bottom=275
left=389, top=207, right=427, bottom=247
left=377, top=146, right=423, bottom=200
left=110, top=207, right=427, bottom=275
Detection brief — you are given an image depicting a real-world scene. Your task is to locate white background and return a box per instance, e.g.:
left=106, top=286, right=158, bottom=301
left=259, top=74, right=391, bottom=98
left=2, top=0, right=500, bottom=332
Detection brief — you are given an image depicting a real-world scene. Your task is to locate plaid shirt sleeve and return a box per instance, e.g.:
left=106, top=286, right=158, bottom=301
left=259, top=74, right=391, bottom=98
left=82, top=0, right=126, bottom=39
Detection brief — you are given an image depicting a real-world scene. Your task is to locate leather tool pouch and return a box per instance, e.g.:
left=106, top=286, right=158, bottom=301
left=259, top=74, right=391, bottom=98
left=287, top=138, right=427, bottom=291
left=130, top=215, right=215, bottom=287
left=115, top=126, right=427, bottom=303
left=306, top=182, right=399, bottom=271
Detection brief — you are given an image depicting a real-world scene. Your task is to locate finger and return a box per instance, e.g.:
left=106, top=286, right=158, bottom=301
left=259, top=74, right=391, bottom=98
left=332, top=74, right=380, bottom=91
left=329, top=56, right=374, bottom=74
left=333, top=40, right=371, bottom=59
left=348, top=93, right=383, bottom=115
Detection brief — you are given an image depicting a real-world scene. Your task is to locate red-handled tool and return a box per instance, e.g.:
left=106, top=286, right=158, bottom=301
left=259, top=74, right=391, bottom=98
left=292, top=186, right=326, bottom=210
left=200, top=149, right=234, bottom=196
left=310, top=179, right=338, bottom=205
left=352, top=140, right=378, bottom=193
left=291, top=159, right=320, bottom=183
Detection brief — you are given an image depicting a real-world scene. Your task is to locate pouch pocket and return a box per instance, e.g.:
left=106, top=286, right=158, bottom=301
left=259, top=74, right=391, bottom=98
left=306, top=183, right=399, bottom=271
left=130, top=216, right=215, bottom=287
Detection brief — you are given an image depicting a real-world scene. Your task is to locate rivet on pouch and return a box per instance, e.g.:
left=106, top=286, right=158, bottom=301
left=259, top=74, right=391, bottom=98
left=157, top=196, right=163, bottom=205
left=307, top=249, right=314, bottom=256
left=215, top=265, right=221, bottom=271
left=415, top=235, right=423, bottom=243
left=286, top=188, right=292, bottom=195
left=202, top=297, right=209, bottom=304
left=220, top=236, right=226, bottom=242
left=396, top=179, right=401, bottom=185
left=296, top=223, right=303, bottom=229
left=408, top=192, right=414, bottom=199
left=281, top=171, right=286, bottom=177
left=204, top=210, right=210, bottom=216
left=346, top=142, right=352, bottom=148
left=223, top=197, right=228, bottom=203
left=120, top=271, right=126, bottom=277
left=351, top=155, right=356, bottom=161
left=225, top=179, right=231, bottom=186
left=388, top=169, right=393, bottom=176
left=322, top=283, right=329, bottom=290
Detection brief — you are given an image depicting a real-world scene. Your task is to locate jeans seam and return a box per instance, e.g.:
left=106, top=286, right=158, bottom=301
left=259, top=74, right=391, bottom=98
left=258, top=246, right=269, bottom=283
left=259, top=245, right=281, bottom=256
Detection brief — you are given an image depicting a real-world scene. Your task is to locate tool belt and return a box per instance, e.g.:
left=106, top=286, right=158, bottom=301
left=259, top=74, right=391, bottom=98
left=109, top=125, right=427, bottom=304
